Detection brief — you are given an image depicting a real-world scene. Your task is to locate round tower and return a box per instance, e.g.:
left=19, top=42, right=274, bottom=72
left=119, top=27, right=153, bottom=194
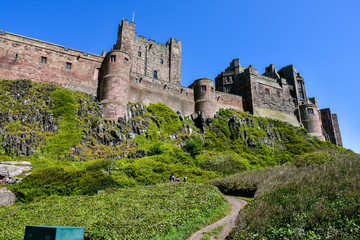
left=299, top=103, right=325, bottom=140
left=99, top=50, right=131, bottom=120
left=193, top=78, right=217, bottom=118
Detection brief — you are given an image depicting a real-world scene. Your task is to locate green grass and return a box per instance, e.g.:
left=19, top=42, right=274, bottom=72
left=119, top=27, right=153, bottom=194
left=210, top=149, right=360, bottom=239
left=0, top=183, right=229, bottom=240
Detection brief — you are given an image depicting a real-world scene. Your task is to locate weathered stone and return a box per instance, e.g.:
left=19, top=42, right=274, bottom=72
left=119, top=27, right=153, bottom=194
left=0, top=188, right=16, bottom=206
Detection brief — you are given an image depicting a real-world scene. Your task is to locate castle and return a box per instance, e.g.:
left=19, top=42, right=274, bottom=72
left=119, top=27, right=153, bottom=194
left=0, top=19, right=342, bottom=146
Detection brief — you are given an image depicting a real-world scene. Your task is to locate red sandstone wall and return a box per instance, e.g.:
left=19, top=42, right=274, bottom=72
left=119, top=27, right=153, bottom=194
left=0, top=31, right=103, bottom=95
left=215, top=91, right=244, bottom=112
left=128, top=73, right=194, bottom=116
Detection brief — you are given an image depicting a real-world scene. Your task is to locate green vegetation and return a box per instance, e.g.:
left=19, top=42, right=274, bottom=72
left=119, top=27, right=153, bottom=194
left=0, top=183, right=230, bottom=240
left=210, top=149, right=360, bottom=239
left=43, top=89, right=83, bottom=158
left=1, top=79, right=357, bottom=239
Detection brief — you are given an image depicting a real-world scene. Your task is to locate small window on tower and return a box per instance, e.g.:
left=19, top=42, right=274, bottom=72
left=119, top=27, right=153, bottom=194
left=153, top=70, right=158, bottom=78
left=201, top=86, right=206, bottom=92
left=299, top=91, right=304, bottom=99
left=307, top=108, right=314, bottom=115
left=14, top=54, right=18, bottom=61
left=124, top=58, right=129, bottom=65
left=160, top=58, right=163, bottom=64
left=265, top=88, right=270, bottom=95
left=138, top=51, right=141, bottom=57
left=66, top=62, right=72, bottom=70
left=41, top=56, right=47, bottom=64
left=110, top=55, right=116, bottom=62
left=211, top=87, right=214, bottom=93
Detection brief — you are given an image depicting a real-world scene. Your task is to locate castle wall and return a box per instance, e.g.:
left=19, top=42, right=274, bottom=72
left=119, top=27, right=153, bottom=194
left=249, top=73, right=296, bottom=116
left=215, top=91, right=244, bottom=112
left=320, top=108, right=343, bottom=146
left=0, top=31, right=103, bottom=95
left=128, top=73, right=194, bottom=116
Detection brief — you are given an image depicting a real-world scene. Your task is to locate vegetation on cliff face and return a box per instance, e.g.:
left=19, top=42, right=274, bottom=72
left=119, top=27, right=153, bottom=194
left=210, top=149, right=360, bottom=239
left=0, top=79, right=339, bottom=202
left=1, top=79, right=355, bottom=239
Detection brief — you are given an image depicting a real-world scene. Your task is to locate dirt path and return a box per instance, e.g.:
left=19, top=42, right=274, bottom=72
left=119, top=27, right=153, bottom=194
left=187, top=196, right=247, bottom=240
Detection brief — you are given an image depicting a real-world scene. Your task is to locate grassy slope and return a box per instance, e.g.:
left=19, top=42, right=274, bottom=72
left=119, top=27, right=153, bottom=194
left=210, top=150, right=360, bottom=239
left=0, top=183, right=230, bottom=240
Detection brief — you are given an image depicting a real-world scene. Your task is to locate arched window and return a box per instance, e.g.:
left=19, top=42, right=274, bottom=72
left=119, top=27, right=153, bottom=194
left=153, top=70, right=158, bottom=78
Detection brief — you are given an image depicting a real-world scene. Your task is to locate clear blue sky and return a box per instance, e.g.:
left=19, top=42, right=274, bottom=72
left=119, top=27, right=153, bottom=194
left=1, top=0, right=359, bottom=153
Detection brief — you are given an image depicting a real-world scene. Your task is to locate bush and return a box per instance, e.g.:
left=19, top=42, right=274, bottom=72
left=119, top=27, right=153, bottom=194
left=147, top=102, right=182, bottom=134
left=183, top=138, right=203, bottom=157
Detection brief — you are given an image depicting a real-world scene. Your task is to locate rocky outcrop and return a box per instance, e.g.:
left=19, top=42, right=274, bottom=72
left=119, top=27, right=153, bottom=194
left=0, top=161, right=32, bottom=185
left=0, top=188, right=16, bottom=206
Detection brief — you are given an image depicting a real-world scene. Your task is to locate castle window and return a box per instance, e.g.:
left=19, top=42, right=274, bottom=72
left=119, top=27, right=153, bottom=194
left=139, top=46, right=141, bottom=50
left=185, top=92, right=188, bottom=96
left=41, top=56, right=47, bottom=64
left=110, top=55, right=116, bottom=62
left=211, top=87, right=214, bottom=93
left=14, top=54, right=18, bottom=61
left=124, top=58, right=129, bottom=64
left=201, top=86, right=206, bottom=92
left=160, top=58, right=163, bottom=64
left=265, top=88, right=270, bottom=95
left=307, top=108, right=314, bottom=115
left=66, top=62, right=72, bottom=70
left=224, top=85, right=231, bottom=92
left=135, top=78, right=138, bottom=83
left=299, top=91, right=304, bottom=99
left=153, top=70, right=158, bottom=78
left=297, top=81, right=302, bottom=89
left=138, top=51, right=141, bottom=57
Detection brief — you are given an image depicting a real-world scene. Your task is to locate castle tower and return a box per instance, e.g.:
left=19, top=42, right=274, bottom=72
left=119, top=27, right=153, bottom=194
left=299, top=98, right=325, bottom=141
left=99, top=49, right=131, bottom=120
left=192, top=78, right=216, bottom=118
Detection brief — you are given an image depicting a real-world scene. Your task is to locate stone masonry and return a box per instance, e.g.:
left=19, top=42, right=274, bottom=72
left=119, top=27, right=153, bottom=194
left=0, top=19, right=342, bottom=146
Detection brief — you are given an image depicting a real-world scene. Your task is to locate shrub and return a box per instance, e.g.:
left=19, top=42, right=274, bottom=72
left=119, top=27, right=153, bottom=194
left=183, top=138, right=203, bottom=158
left=147, top=102, right=182, bottom=134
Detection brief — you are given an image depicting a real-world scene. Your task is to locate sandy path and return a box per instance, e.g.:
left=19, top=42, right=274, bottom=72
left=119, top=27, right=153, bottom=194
left=187, top=196, right=247, bottom=240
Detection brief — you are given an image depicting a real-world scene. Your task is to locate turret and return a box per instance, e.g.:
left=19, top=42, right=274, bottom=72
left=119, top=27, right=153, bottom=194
left=113, top=19, right=136, bottom=53
left=99, top=50, right=131, bottom=120
left=192, top=78, right=216, bottom=118
left=299, top=98, right=325, bottom=140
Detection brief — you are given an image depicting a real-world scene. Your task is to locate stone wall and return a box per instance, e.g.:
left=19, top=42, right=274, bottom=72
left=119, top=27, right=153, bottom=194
left=215, top=91, right=244, bottom=112
left=0, top=31, right=103, bottom=95
left=249, top=72, right=296, bottom=115
left=128, top=73, right=194, bottom=116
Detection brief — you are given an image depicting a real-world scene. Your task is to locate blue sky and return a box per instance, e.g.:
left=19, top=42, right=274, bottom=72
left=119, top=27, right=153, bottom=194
left=1, top=0, right=359, bottom=153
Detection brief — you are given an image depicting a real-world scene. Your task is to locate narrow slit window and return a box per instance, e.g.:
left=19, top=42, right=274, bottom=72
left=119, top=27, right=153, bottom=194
left=66, top=62, right=72, bottom=70
left=153, top=70, right=157, bottom=78
left=160, top=58, right=163, bottom=64
left=41, top=56, right=47, bottom=64
left=299, top=91, right=304, bottom=99
left=110, top=55, right=116, bottom=62
left=14, top=54, right=18, bottom=61
left=201, top=86, right=206, bottom=92
left=138, top=51, right=141, bottom=57
left=265, top=88, right=270, bottom=95
left=124, top=58, right=129, bottom=65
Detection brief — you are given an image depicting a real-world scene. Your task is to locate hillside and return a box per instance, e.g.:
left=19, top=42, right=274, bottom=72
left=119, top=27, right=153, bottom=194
left=210, top=149, right=360, bottom=239
left=0, top=79, right=345, bottom=239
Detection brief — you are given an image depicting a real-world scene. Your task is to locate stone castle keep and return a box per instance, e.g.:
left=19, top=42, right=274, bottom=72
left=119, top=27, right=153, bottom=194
left=0, top=19, right=342, bottom=146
